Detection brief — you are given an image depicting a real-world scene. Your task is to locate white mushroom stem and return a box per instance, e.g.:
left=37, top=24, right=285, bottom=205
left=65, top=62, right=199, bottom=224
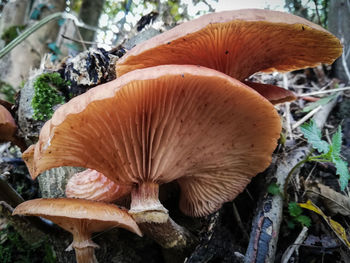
left=129, top=182, right=169, bottom=223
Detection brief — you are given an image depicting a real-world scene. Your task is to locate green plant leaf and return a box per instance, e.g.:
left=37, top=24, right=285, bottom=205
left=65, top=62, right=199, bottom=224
left=333, top=157, right=350, bottom=190
left=288, top=202, right=302, bottom=217
left=332, top=126, right=342, bottom=157
left=300, top=120, right=329, bottom=153
left=295, top=215, right=311, bottom=227
left=302, top=94, right=338, bottom=113
left=267, top=182, right=281, bottom=195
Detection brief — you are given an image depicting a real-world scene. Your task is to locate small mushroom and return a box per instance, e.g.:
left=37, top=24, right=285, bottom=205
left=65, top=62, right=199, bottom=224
left=242, top=81, right=297, bottom=105
left=13, top=198, right=142, bottom=263
left=116, top=9, right=342, bottom=103
left=0, top=105, right=26, bottom=151
left=0, top=104, right=17, bottom=143
left=66, top=169, right=131, bottom=202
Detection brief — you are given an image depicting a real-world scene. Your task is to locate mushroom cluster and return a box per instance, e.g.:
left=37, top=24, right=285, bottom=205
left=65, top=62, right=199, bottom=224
left=15, top=9, right=342, bottom=261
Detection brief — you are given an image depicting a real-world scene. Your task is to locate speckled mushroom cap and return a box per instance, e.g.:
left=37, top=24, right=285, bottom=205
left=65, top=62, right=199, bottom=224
left=23, top=65, right=281, bottom=217
left=13, top=198, right=142, bottom=236
left=116, top=9, right=342, bottom=80
left=0, top=104, right=17, bottom=142
left=66, top=169, right=131, bottom=202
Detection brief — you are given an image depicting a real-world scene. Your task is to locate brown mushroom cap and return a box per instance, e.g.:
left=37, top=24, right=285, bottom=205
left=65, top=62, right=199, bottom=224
left=66, top=169, right=131, bottom=202
left=13, top=198, right=142, bottom=236
left=116, top=9, right=342, bottom=81
left=23, top=65, right=281, bottom=217
left=243, top=81, right=297, bottom=104
left=0, top=104, right=17, bottom=142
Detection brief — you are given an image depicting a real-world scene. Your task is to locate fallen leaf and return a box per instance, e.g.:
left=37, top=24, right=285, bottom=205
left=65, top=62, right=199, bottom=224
left=304, top=234, right=339, bottom=248
left=306, top=183, right=350, bottom=216
left=299, top=200, right=350, bottom=249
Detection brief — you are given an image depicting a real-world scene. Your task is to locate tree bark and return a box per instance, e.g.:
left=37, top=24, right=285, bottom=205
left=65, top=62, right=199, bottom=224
left=328, top=0, right=350, bottom=83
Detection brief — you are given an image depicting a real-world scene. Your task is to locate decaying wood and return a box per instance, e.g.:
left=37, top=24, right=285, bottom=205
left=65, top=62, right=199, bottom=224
left=0, top=201, right=46, bottom=245
left=38, top=167, right=84, bottom=198
left=245, top=98, right=338, bottom=263
left=139, top=217, right=197, bottom=263
left=0, top=174, right=24, bottom=207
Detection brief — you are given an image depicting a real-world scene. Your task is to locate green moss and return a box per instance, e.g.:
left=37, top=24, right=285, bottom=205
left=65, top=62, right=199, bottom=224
left=0, top=80, right=16, bottom=103
left=1, top=25, right=26, bottom=45
left=0, top=226, right=56, bottom=263
left=32, top=73, right=68, bottom=121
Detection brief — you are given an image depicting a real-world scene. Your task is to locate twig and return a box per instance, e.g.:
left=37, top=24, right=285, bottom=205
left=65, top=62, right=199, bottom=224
left=72, top=20, right=87, bottom=50
left=283, top=74, right=293, bottom=139
left=245, top=97, right=337, bottom=263
left=325, top=128, right=332, bottom=144
left=312, top=0, right=322, bottom=25
left=292, top=106, right=322, bottom=130
left=61, top=34, right=105, bottom=46
left=281, top=226, right=309, bottom=263
left=0, top=175, right=24, bottom=207
left=232, top=202, right=249, bottom=242
left=299, top=87, right=350, bottom=97
left=341, top=43, right=350, bottom=83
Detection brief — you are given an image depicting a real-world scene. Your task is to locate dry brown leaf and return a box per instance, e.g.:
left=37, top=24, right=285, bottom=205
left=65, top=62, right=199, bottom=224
left=305, top=182, right=350, bottom=216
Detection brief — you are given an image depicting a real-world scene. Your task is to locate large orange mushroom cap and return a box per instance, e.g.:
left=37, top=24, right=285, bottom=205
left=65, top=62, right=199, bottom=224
left=116, top=9, right=342, bottom=80
left=24, top=65, right=281, bottom=217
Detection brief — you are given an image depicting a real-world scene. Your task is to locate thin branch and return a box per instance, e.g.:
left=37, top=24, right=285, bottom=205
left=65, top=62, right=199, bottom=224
left=0, top=175, right=24, bottom=207
left=281, top=226, right=309, bottom=263
left=61, top=34, right=110, bottom=46
left=292, top=106, right=322, bottom=130
left=299, top=87, right=350, bottom=97
left=341, top=44, right=350, bottom=83
left=232, top=202, right=249, bottom=242
left=72, top=20, right=87, bottom=50
left=312, top=0, right=322, bottom=25
left=283, top=74, right=293, bottom=139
